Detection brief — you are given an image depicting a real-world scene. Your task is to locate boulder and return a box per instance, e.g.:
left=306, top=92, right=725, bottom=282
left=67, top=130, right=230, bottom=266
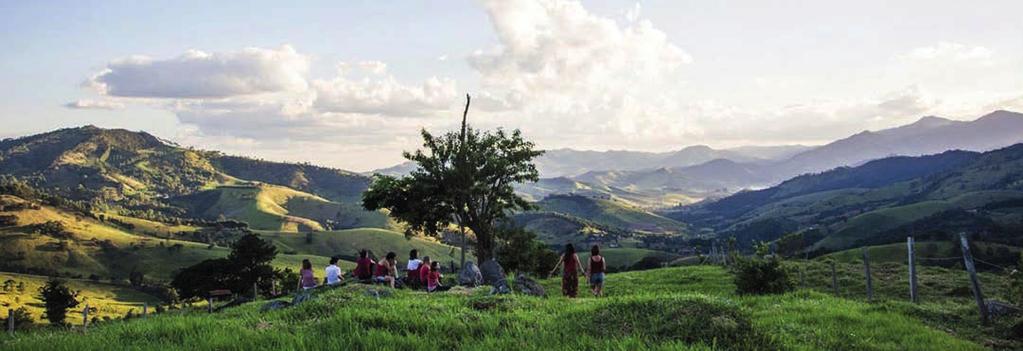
left=514, top=274, right=546, bottom=297
left=480, top=259, right=510, bottom=294
left=459, top=261, right=483, bottom=287
left=260, top=300, right=291, bottom=312
left=986, top=299, right=1021, bottom=318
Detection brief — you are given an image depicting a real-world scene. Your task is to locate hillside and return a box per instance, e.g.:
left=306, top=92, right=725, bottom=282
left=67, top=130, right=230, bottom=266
left=0, top=126, right=384, bottom=231
left=566, top=111, right=1023, bottom=204
left=0, top=195, right=336, bottom=281
left=535, top=194, right=687, bottom=235
left=0, top=265, right=996, bottom=350
left=669, top=143, right=1023, bottom=254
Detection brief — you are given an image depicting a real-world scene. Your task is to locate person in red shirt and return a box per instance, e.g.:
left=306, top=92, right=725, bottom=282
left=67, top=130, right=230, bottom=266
left=373, top=252, right=397, bottom=288
left=418, top=256, right=433, bottom=290
left=550, top=243, right=583, bottom=298
left=426, top=261, right=450, bottom=292
left=353, top=249, right=375, bottom=282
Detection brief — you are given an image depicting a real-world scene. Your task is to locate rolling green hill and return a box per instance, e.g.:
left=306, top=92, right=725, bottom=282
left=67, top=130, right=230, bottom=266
left=0, top=126, right=384, bottom=231
left=536, top=194, right=687, bottom=234
left=670, top=144, right=1023, bottom=254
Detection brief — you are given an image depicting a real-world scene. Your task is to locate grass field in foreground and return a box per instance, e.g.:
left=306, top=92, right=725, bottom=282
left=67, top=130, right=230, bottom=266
left=0, top=266, right=991, bottom=351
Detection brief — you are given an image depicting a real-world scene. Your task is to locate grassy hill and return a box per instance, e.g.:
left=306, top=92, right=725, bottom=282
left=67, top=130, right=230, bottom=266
left=0, top=272, right=162, bottom=325
left=0, top=195, right=335, bottom=281
left=0, top=126, right=380, bottom=230
left=670, top=144, right=1023, bottom=254
left=0, top=265, right=995, bottom=350
left=537, top=194, right=687, bottom=234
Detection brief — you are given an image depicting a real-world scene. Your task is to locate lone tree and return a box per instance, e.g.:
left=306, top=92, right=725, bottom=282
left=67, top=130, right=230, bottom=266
left=38, top=278, right=80, bottom=326
left=363, top=95, right=543, bottom=264
left=171, top=233, right=278, bottom=299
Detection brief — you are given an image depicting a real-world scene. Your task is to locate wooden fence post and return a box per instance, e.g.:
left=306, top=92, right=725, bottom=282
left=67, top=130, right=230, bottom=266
left=863, top=247, right=873, bottom=302
left=82, top=303, right=89, bottom=331
left=7, top=309, right=13, bottom=334
left=142, top=302, right=148, bottom=318
left=831, top=261, right=838, bottom=295
left=208, top=297, right=214, bottom=313
left=253, top=282, right=258, bottom=300
left=959, top=233, right=989, bottom=325
left=907, top=236, right=918, bottom=303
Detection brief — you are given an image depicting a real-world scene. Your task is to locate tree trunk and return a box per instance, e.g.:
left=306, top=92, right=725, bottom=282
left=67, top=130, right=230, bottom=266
left=471, top=223, right=494, bottom=265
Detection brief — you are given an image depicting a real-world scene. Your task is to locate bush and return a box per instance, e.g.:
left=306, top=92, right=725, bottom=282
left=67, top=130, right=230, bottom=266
left=733, top=256, right=793, bottom=295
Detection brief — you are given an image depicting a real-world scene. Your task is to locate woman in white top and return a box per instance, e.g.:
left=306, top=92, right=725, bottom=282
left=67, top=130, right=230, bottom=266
left=406, top=249, right=423, bottom=287
left=324, top=256, right=344, bottom=285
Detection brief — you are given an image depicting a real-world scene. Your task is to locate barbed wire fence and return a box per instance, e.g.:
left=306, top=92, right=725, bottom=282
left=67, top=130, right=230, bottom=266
left=804, top=232, right=1009, bottom=326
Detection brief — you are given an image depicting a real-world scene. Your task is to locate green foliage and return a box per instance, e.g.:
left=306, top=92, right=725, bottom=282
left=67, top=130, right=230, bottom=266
left=495, top=225, right=559, bottom=278
left=170, top=258, right=233, bottom=300
left=37, top=278, right=80, bottom=325
left=629, top=255, right=669, bottom=271
left=1012, top=252, right=1023, bottom=307
left=733, top=255, right=794, bottom=295
left=363, top=96, right=543, bottom=263
left=171, top=233, right=278, bottom=299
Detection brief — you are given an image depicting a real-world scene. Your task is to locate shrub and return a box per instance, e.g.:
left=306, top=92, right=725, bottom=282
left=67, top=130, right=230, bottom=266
left=733, top=255, right=793, bottom=295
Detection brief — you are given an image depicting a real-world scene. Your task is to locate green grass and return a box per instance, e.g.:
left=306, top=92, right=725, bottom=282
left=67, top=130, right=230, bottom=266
left=538, top=195, right=687, bottom=234
left=0, top=266, right=991, bottom=351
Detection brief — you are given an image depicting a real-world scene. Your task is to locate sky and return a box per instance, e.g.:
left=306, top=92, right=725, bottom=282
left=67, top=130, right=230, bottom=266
left=2, top=0, right=1022, bottom=171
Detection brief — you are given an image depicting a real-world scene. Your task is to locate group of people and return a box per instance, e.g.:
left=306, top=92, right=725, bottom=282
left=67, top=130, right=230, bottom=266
left=298, top=249, right=448, bottom=293
left=297, top=244, right=608, bottom=298
left=551, top=244, right=606, bottom=298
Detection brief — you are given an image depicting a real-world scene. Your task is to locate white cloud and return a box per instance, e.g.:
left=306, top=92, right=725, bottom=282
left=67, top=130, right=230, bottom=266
left=898, top=42, right=993, bottom=64
left=312, top=64, right=459, bottom=117
left=87, top=45, right=309, bottom=98
left=63, top=99, right=125, bottom=110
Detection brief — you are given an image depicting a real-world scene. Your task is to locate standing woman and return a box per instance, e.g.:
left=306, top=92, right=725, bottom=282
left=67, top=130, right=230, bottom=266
left=587, top=245, right=606, bottom=297
left=299, top=259, right=317, bottom=290
left=550, top=244, right=583, bottom=298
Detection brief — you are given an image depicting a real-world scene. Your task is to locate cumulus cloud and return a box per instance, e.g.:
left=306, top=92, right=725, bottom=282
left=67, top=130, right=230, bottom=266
left=312, top=63, right=459, bottom=117
left=898, top=42, right=993, bottom=64
left=63, top=99, right=125, bottom=110
left=87, top=45, right=309, bottom=98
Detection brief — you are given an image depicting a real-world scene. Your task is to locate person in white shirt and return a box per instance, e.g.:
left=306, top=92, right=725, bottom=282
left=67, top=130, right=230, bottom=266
left=406, top=249, right=423, bottom=288
left=324, top=256, right=344, bottom=285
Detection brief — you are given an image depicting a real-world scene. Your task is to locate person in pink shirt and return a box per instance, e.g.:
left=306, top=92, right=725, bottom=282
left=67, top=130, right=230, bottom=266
left=426, top=261, right=450, bottom=292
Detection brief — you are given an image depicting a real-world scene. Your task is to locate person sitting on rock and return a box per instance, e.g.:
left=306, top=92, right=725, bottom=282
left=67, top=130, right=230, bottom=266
left=299, top=259, right=317, bottom=290
left=374, top=252, right=398, bottom=288
left=586, top=245, right=606, bottom=297
left=418, top=256, right=433, bottom=290
left=550, top=244, right=583, bottom=298
left=324, top=256, right=345, bottom=286
left=406, top=249, right=423, bottom=288
left=427, top=261, right=450, bottom=293
left=354, top=249, right=375, bottom=282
